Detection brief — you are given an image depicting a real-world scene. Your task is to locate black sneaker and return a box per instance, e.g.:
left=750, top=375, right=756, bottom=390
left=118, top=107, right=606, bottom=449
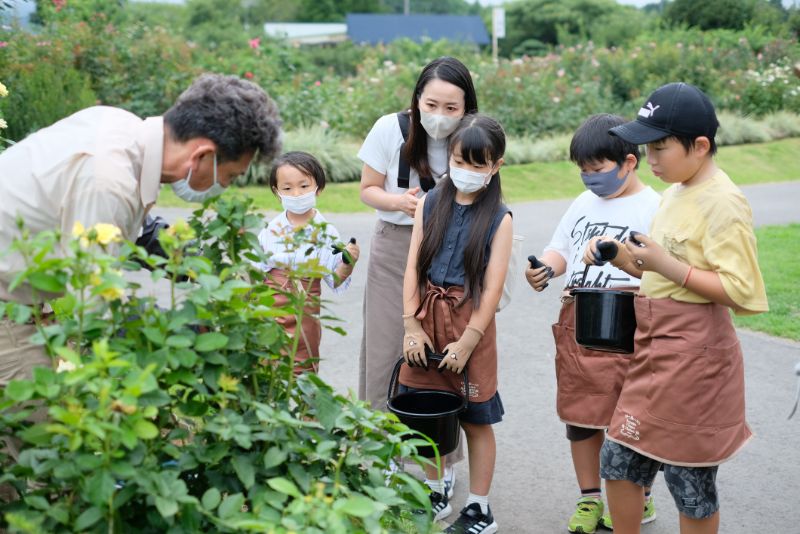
left=413, top=491, right=452, bottom=521
left=445, top=502, right=498, bottom=534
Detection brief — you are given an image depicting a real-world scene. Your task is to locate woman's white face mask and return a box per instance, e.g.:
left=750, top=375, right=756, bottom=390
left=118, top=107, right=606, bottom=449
left=419, top=110, right=462, bottom=140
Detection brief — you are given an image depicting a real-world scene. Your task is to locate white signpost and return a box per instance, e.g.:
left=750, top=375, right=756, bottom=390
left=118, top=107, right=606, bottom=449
left=492, top=7, right=505, bottom=64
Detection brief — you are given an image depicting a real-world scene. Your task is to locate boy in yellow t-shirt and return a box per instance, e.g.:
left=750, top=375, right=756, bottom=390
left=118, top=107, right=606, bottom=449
left=593, top=83, right=768, bottom=534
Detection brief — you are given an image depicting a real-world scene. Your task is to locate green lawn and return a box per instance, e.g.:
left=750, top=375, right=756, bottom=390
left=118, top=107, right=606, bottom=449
left=157, top=138, right=800, bottom=211
left=504, top=137, right=800, bottom=201
left=734, top=224, right=800, bottom=341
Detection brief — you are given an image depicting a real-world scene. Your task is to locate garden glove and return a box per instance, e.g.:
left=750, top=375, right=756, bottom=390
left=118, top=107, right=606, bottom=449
left=439, top=325, right=484, bottom=375
left=403, top=314, right=433, bottom=367
left=525, top=255, right=553, bottom=292
left=624, top=231, right=688, bottom=283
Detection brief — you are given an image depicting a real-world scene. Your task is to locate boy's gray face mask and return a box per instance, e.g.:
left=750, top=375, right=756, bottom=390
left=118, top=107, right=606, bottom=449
left=580, top=165, right=628, bottom=197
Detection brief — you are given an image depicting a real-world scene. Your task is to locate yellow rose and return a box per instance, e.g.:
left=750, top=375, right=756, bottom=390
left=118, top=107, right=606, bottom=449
left=0, top=118, right=6, bottom=130
left=72, top=222, right=86, bottom=237
left=98, top=286, right=124, bottom=302
left=0, top=82, right=7, bottom=98
left=93, top=223, right=122, bottom=245
left=217, top=373, right=240, bottom=392
left=72, top=222, right=91, bottom=248
left=165, top=218, right=196, bottom=241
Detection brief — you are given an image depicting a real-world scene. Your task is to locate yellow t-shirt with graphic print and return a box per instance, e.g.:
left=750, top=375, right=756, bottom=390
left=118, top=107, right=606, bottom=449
left=640, top=169, right=768, bottom=315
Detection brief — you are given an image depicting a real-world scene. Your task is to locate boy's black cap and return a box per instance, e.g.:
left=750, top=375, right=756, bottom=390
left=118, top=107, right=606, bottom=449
left=609, top=82, right=718, bottom=144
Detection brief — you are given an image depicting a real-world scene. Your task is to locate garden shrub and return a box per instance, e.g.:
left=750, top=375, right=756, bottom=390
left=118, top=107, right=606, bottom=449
left=504, top=134, right=571, bottom=165
left=762, top=110, right=800, bottom=139
left=0, top=32, right=96, bottom=141
left=0, top=195, right=435, bottom=533
left=717, top=111, right=773, bottom=145
left=2, top=8, right=799, bottom=149
left=0, top=79, right=8, bottom=149
left=237, top=126, right=362, bottom=186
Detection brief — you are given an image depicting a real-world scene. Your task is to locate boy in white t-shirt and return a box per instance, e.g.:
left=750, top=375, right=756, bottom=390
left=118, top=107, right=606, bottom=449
left=525, top=114, right=660, bottom=533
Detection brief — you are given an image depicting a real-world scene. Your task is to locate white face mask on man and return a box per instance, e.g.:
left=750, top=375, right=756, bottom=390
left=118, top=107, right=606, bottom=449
left=449, top=165, right=493, bottom=194
left=279, top=189, right=317, bottom=215
left=419, top=110, right=462, bottom=140
left=171, top=153, right=226, bottom=203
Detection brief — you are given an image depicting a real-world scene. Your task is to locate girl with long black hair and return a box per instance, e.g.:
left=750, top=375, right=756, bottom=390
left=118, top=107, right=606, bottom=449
left=400, top=114, right=512, bottom=534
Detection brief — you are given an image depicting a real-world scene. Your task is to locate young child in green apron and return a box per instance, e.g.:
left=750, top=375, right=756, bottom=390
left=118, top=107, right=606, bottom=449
left=401, top=114, right=513, bottom=534
left=256, top=151, right=360, bottom=373
left=526, top=114, right=661, bottom=533
left=596, top=83, right=768, bottom=534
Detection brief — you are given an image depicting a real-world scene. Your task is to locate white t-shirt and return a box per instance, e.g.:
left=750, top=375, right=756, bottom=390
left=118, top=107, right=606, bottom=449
left=544, top=187, right=661, bottom=289
left=357, top=112, right=449, bottom=225
left=256, top=210, right=351, bottom=293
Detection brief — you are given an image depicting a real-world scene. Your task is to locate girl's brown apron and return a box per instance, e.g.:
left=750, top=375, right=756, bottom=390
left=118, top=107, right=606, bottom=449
left=399, top=282, right=497, bottom=403
left=553, top=298, right=632, bottom=429
left=267, top=269, right=322, bottom=374
left=606, top=296, right=752, bottom=466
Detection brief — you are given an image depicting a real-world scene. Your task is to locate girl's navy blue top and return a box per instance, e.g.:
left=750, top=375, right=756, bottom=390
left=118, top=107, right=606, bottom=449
left=423, top=185, right=510, bottom=288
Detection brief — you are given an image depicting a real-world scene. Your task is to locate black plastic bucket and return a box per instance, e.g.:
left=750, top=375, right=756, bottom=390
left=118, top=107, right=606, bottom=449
left=570, top=288, right=636, bottom=354
left=386, top=354, right=467, bottom=458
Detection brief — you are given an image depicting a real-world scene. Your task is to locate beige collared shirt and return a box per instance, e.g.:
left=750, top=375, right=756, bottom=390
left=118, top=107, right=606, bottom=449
left=0, top=106, right=164, bottom=304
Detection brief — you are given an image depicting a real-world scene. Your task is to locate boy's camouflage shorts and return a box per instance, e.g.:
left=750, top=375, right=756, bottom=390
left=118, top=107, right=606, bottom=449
left=600, top=439, right=719, bottom=519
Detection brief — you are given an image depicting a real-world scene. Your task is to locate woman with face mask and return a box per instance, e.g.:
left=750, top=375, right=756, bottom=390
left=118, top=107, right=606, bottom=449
left=357, top=56, right=478, bottom=493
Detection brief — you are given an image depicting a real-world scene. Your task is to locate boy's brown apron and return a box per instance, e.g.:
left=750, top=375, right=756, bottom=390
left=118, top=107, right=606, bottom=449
left=399, top=282, right=497, bottom=403
left=553, top=298, right=632, bottom=429
left=267, top=269, right=322, bottom=374
left=606, top=296, right=752, bottom=467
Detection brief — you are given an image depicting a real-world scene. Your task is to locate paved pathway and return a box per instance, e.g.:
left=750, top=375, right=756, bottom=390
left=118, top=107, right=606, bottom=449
left=152, top=181, right=800, bottom=533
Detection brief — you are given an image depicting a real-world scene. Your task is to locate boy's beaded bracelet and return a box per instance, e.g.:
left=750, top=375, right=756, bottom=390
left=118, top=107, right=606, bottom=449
left=681, top=266, right=694, bottom=288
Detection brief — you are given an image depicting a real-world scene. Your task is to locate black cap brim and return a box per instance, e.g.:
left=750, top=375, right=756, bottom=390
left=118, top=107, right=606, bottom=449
left=609, top=120, right=671, bottom=145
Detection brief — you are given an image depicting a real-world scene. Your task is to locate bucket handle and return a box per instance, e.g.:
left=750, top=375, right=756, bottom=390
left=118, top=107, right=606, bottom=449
left=387, top=347, right=469, bottom=413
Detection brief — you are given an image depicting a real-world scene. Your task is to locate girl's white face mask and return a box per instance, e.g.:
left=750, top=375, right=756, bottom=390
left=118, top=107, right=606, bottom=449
left=449, top=165, right=492, bottom=194
left=279, top=189, right=317, bottom=215
left=420, top=110, right=462, bottom=140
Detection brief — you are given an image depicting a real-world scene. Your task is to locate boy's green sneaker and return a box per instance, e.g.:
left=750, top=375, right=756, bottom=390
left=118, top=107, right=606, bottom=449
left=598, top=495, right=656, bottom=530
left=568, top=496, right=604, bottom=533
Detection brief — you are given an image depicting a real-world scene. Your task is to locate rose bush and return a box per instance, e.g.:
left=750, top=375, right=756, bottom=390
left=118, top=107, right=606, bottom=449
left=0, top=195, right=436, bottom=533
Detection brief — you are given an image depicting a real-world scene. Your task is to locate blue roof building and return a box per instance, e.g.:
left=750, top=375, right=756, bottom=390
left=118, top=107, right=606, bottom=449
left=346, top=14, right=490, bottom=46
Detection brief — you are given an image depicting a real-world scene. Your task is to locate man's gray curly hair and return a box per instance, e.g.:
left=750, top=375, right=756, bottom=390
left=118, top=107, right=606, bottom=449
left=164, top=73, right=282, bottom=164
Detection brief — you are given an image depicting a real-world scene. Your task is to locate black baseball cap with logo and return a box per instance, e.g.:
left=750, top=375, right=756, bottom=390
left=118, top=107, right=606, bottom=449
left=609, top=82, right=719, bottom=144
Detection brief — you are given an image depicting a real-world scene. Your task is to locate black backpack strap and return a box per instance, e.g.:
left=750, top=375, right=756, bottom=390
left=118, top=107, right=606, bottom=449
left=396, top=111, right=411, bottom=190
left=396, top=110, right=436, bottom=192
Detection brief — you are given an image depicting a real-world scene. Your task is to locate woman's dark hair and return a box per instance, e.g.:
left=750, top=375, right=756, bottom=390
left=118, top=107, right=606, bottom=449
left=404, top=56, right=478, bottom=180
left=570, top=114, right=641, bottom=169
left=416, top=114, right=506, bottom=308
left=268, top=151, right=326, bottom=193
left=164, top=73, right=283, bottom=164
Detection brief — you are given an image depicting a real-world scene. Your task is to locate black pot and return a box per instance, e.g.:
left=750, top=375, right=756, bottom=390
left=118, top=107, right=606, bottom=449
left=386, top=353, right=467, bottom=458
left=570, top=288, right=636, bottom=354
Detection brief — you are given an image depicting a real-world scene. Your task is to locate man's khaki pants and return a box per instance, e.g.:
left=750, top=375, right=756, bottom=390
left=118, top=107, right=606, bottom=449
left=0, top=320, right=50, bottom=502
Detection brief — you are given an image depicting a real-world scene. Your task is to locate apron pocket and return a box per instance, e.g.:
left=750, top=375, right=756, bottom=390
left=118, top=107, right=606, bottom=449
left=553, top=322, right=627, bottom=395
left=646, top=339, right=744, bottom=428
